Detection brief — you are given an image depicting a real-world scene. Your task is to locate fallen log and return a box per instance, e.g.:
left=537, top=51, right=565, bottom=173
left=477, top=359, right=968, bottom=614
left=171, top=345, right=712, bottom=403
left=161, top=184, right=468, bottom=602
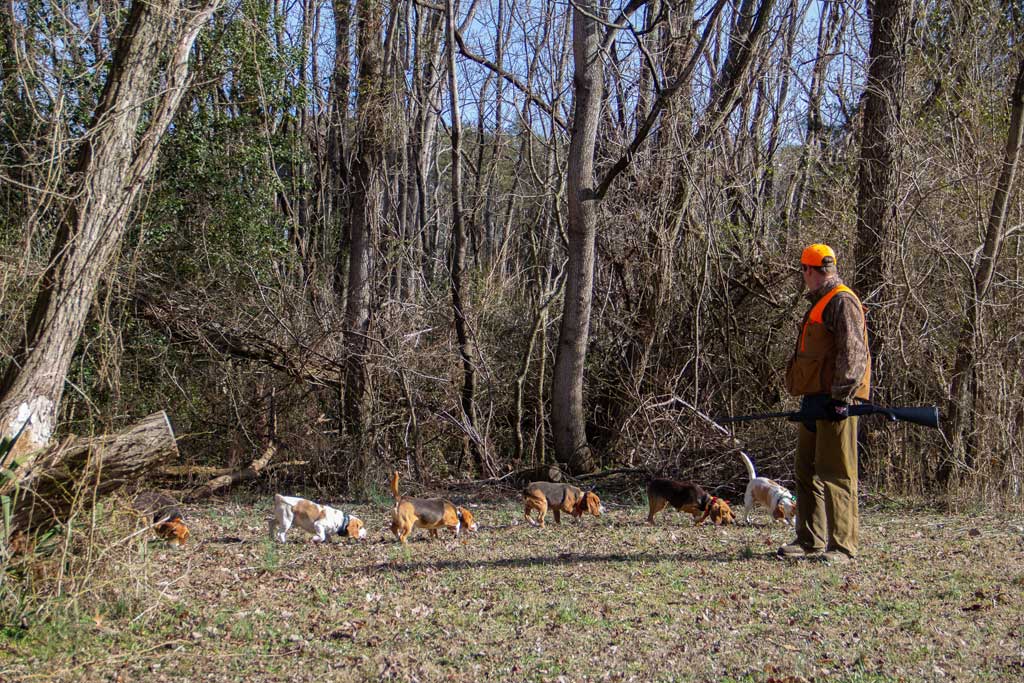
left=1, top=411, right=179, bottom=538
left=513, top=462, right=569, bottom=485
left=159, top=464, right=236, bottom=478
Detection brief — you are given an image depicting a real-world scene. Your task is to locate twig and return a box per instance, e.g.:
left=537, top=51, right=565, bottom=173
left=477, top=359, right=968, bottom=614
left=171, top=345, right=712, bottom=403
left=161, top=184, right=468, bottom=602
left=649, top=395, right=759, bottom=468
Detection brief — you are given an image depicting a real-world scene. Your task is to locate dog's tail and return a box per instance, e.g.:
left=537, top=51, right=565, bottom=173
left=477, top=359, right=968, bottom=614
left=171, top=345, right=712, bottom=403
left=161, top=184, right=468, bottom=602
left=390, top=471, right=401, bottom=501
left=739, top=451, right=757, bottom=481
left=268, top=494, right=286, bottom=540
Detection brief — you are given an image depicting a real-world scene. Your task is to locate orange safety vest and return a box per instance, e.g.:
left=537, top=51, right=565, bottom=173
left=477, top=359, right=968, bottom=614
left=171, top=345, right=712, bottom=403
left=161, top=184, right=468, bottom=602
left=785, top=285, right=871, bottom=399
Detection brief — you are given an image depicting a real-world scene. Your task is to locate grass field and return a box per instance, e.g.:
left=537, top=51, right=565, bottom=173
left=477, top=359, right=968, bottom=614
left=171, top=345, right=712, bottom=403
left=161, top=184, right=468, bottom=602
left=1, top=491, right=1022, bottom=682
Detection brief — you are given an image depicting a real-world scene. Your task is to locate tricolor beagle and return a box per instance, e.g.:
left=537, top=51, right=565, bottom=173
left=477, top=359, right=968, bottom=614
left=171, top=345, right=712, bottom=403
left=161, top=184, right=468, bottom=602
left=646, top=478, right=735, bottom=526
left=389, top=471, right=478, bottom=544
left=739, top=452, right=797, bottom=527
left=133, top=492, right=190, bottom=547
left=522, top=481, right=604, bottom=528
left=268, top=494, right=367, bottom=543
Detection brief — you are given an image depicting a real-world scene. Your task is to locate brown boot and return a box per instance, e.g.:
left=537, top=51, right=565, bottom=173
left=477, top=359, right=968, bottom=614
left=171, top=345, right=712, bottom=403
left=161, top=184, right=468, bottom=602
left=776, top=542, right=823, bottom=559
left=818, top=550, right=854, bottom=565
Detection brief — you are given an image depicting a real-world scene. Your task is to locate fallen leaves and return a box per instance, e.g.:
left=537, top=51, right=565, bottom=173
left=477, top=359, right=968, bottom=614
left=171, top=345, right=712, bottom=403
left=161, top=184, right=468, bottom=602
left=7, top=499, right=1024, bottom=683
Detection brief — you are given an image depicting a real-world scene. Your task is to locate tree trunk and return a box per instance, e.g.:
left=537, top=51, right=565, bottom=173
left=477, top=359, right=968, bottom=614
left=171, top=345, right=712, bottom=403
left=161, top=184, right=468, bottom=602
left=343, top=0, right=386, bottom=475
left=852, top=0, right=910, bottom=361
left=2, top=412, right=179, bottom=538
left=330, top=0, right=354, bottom=300
left=411, top=10, right=445, bottom=286
left=552, top=0, right=604, bottom=475
left=850, top=0, right=910, bottom=482
left=445, top=0, right=489, bottom=476
left=940, top=56, right=1024, bottom=483
left=0, top=0, right=219, bottom=455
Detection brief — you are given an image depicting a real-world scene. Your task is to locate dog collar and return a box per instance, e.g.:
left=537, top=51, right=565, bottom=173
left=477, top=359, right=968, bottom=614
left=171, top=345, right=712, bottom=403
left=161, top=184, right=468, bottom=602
left=337, top=511, right=350, bottom=536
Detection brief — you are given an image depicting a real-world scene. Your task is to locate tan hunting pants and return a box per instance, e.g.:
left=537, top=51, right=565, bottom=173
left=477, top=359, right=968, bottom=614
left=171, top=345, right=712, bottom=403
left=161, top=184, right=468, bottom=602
left=794, top=416, right=859, bottom=556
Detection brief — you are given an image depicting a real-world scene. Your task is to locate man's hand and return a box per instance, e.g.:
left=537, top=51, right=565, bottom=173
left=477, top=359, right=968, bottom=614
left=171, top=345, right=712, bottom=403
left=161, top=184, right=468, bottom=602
left=825, top=398, right=849, bottom=421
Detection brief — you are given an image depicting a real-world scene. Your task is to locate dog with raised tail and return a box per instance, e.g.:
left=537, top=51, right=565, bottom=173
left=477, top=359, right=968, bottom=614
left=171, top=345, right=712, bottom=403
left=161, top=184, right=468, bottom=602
left=739, top=452, right=797, bottom=527
left=389, top=471, right=478, bottom=544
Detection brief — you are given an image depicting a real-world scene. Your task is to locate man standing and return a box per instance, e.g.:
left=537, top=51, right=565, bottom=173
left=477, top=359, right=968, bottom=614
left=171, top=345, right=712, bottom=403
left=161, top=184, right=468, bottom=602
left=779, top=244, right=871, bottom=564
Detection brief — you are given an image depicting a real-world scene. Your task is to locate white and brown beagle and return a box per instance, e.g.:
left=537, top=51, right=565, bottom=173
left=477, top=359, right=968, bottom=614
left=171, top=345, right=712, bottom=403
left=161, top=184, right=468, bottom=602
left=268, top=494, right=367, bottom=543
left=739, top=452, right=797, bottom=527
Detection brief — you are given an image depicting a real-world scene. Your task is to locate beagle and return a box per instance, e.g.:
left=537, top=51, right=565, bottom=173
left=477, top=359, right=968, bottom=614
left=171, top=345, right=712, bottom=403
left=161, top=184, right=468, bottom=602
left=522, top=481, right=604, bottom=528
left=155, top=517, right=190, bottom=547
left=646, top=478, right=735, bottom=526
left=389, top=471, right=478, bottom=544
left=268, top=494, right=367, bottom=543
left=133, top=492, right=190, bottom=547
left=739, top=452, right=797, bottom=527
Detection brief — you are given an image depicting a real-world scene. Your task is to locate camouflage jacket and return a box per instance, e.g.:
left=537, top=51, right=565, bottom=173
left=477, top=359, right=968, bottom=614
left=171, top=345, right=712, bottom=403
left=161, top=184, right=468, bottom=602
left=804, top=275, right=871, bottom=402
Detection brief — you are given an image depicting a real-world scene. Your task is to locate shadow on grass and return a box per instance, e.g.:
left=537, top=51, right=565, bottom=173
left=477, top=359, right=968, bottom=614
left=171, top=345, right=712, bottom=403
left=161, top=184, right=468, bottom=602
left=360, top=547, right=770, bottom=575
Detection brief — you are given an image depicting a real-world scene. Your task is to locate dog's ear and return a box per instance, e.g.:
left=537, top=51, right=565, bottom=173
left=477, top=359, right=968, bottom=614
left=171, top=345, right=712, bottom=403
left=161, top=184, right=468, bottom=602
left=586, top=492, right=602, bottom=516
left=712, top=500, right=734, bottom=526
left=773, top=503, right=785, bottom=520
left=571, top=493, right=586, bottom=515
left=345, top=518, right=364, bottom=539
left=710, top=502, right=722, bottom=525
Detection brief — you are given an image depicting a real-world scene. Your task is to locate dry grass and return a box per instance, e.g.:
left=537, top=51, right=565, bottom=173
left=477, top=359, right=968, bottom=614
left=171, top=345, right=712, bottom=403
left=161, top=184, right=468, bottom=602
left=1, top=492, right=1023, bottom=682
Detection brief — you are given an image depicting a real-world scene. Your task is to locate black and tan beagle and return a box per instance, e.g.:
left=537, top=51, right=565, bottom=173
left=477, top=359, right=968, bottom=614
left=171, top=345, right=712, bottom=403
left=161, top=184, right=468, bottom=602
left=646, top=478, right=735, bottom=526
left=522, top=482, right=604, bottom=528
left=389, top=471, right=478, bottom=544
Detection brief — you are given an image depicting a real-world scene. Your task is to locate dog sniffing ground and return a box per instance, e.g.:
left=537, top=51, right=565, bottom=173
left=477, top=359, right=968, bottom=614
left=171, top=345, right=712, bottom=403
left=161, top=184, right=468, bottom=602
left=2, top=494, right=1022, bottom=682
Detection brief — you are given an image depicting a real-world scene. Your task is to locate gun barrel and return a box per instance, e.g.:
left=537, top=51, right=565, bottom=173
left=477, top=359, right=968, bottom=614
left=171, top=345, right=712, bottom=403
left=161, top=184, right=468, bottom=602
left=719, top=404, right=940, bottom=429
left=716, top=411, right=798, bottom=423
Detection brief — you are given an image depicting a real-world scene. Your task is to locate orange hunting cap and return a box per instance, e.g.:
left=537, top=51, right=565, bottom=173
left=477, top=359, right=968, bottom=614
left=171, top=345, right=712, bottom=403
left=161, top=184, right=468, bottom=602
left=800, top=243, right=837, bottom=267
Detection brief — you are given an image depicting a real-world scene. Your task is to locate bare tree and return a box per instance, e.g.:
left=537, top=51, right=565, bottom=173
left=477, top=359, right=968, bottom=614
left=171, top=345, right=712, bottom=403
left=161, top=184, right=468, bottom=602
left=852, top=0, right=911, bottom=364
left=342, top=0, right=388, bottom=473
left=552, top=0, right=606, bottom=474
left=330, top=0, right=355, bottom=300
left=445, top=0, right=490, bottom=475
left=941, top=55, right=1024, bottom=483
left=0, top=0, right=220, bottom=460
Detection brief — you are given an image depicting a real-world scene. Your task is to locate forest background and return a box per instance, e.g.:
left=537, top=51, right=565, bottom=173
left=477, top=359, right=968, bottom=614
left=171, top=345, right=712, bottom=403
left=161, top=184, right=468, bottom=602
left=1, top=0, right=1022, bottom=511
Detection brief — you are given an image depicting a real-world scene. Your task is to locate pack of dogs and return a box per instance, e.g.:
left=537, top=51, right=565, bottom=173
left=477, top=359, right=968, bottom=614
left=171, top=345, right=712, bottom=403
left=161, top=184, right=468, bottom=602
left=136, top=455, right=797, bottom=548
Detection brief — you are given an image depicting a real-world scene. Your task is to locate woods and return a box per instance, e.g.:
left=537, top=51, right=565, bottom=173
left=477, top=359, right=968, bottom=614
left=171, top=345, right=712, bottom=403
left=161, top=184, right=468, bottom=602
left=1, top=0, right=1023, bottom=510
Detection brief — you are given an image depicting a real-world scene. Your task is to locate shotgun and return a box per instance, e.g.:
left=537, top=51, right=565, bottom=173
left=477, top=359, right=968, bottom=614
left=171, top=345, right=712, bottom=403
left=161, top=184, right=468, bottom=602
left=718, top=403, right=940, bottom=429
